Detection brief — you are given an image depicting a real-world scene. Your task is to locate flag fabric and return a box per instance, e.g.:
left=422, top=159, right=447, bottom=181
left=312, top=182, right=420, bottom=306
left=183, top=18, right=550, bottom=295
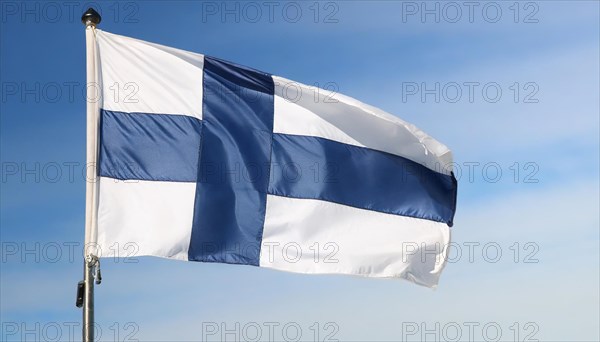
left=93, top=30, right=457, bottom=287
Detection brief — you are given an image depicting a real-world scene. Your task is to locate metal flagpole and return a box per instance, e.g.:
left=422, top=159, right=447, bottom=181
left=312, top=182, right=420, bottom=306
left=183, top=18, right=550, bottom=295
left=79, top=8, right=102, bottom=342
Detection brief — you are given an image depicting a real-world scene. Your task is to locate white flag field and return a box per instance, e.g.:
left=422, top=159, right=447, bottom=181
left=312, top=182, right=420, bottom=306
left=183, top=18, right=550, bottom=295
left=87, top=30, right=457, bottom=288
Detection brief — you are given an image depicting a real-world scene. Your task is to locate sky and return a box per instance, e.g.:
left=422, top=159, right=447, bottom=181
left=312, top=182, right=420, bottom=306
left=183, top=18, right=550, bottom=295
left=1, top=1, right=599, bottom=341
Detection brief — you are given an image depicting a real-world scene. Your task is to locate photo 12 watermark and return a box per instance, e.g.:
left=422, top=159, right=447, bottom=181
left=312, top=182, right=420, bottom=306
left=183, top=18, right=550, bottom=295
left=1, top=321, right=139, bottom=342
left=1, top=241, right=140, bottom=264
left=1, top=1, right=139, bottom=24
left=400, top=1, right=540, bottom=24
left=1, top=81, right=138, bottom=105
left=401, top=81, right=540, bottom=104
left=200, top=321, right=339, bottom=342
left=401, top=321, right=540, bottom=342
left=199, top=1, right=340, bottom=24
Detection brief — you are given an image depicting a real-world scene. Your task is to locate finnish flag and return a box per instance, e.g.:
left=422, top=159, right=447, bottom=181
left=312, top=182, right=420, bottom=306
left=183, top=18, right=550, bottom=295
left=93, top=30, right=457, bottom=287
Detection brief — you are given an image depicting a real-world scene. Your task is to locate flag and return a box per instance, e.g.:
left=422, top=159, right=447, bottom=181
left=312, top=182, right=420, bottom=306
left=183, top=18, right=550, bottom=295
left=92, top=30, right=457, bottom=287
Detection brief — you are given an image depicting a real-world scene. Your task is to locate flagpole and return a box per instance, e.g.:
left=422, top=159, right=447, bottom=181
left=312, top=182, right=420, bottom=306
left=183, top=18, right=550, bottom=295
left=81, top=8, right=101, bottom=342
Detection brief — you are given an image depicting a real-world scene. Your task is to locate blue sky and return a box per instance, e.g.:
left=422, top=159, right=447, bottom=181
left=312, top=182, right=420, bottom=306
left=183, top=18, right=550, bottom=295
left=1, top=1, right=599, bottom=341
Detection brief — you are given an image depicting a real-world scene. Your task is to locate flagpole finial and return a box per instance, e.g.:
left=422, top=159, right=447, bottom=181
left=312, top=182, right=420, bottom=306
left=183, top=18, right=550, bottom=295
left=81, top=8, right=101, bottom=27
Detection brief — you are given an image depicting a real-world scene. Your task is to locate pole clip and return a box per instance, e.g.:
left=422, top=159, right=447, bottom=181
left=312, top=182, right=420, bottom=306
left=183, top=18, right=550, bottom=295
left=86, top=254, right=102, bottom=285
